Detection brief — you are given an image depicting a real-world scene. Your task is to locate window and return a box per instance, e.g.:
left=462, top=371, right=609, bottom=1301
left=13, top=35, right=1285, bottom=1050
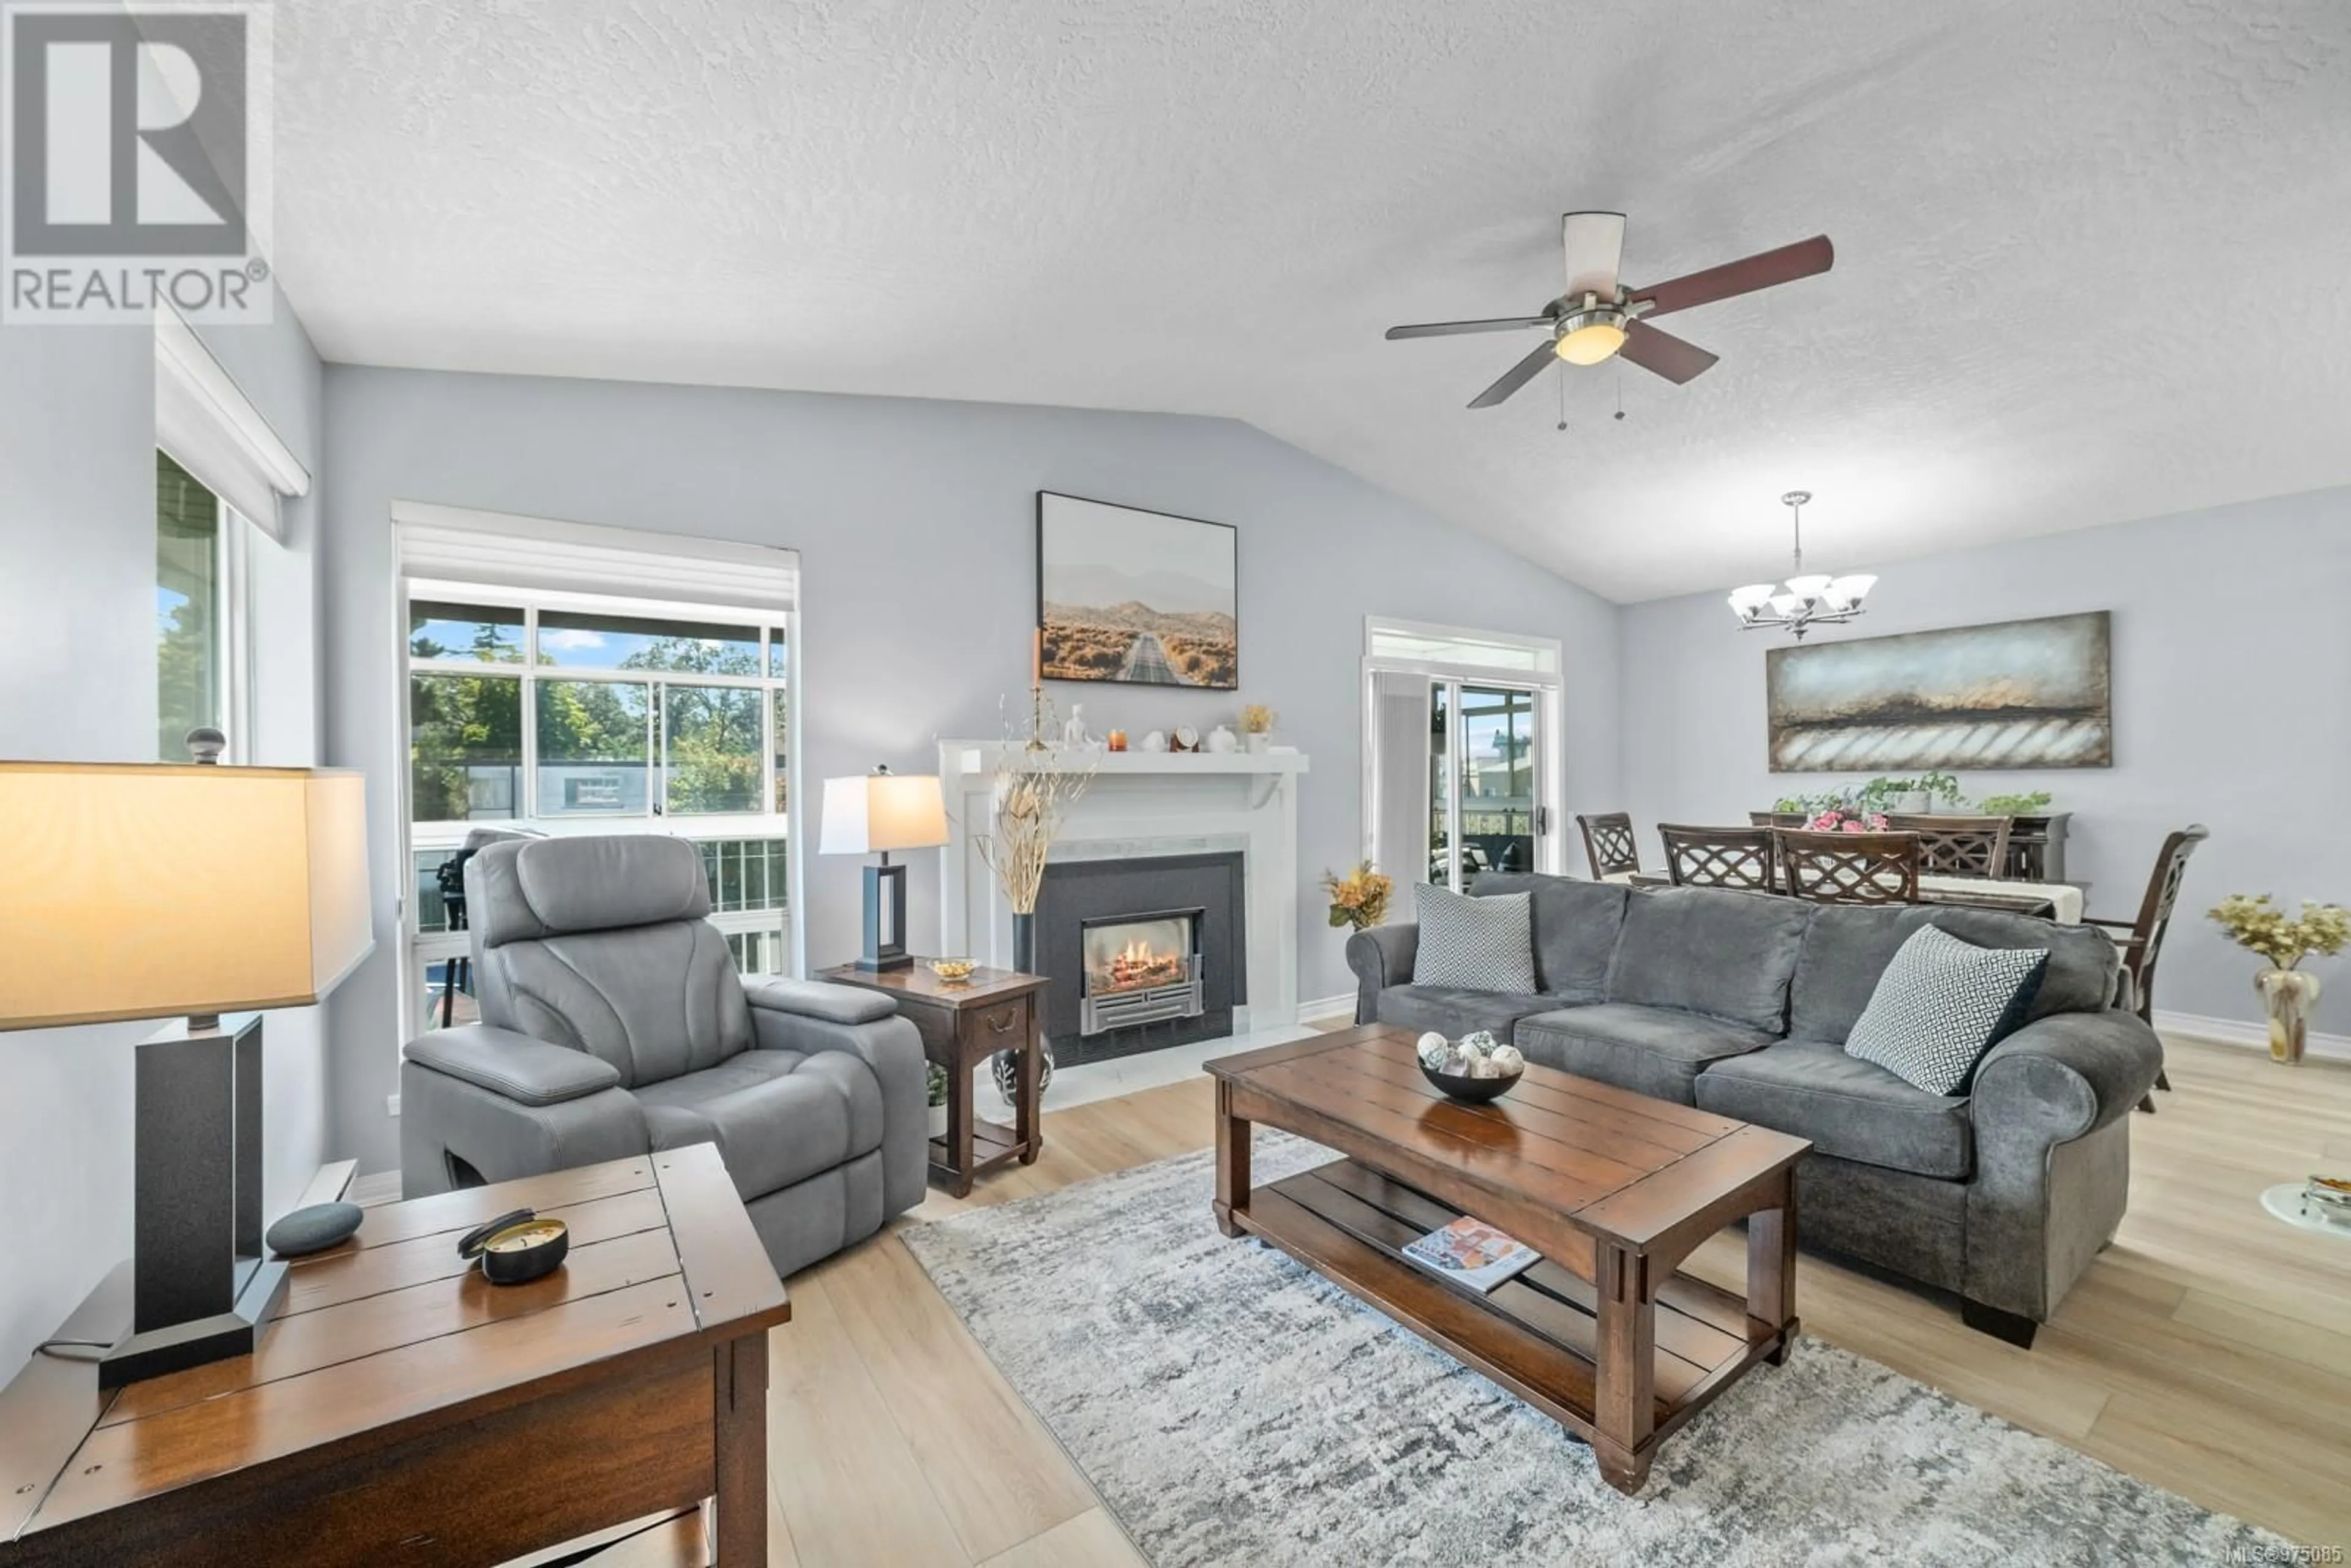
left=1363, top=617, right=1564, bottom=890
left=400, top=589, right=797, bottom=1038
left=156, top=448, right=249, bottom=760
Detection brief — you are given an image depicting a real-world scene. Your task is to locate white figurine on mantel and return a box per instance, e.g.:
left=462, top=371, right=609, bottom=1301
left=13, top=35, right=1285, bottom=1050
left=1062, top=703, right=1093, bottom=748
left=1205, top=723, right=1239, bottom=754
left=1141, top=729, right=1169, bottom=752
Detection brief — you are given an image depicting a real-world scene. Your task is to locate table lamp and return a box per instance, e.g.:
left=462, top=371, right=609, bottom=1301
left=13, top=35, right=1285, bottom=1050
left=819, top=765, right=948, bottom=972
left=0, top=752, right=372, bottom=1386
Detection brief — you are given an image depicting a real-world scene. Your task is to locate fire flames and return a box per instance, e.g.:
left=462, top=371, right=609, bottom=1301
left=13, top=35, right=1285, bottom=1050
left=1096, top=938, right=1186, bottom=994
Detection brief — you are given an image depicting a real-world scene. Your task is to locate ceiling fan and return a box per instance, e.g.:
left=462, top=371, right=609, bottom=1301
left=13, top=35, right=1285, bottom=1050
left=1384, top=214, right=1834, bottom=408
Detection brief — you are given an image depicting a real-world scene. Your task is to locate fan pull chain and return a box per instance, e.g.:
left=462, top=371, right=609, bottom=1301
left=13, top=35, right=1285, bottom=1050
left=1556, top=364, right=1568, bottom=432
left=1614, top=361, right=1626, bottom=422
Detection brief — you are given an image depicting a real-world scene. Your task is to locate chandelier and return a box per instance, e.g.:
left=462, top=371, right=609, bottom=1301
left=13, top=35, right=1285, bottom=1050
left=1726, top=491, right=1876, bottom=639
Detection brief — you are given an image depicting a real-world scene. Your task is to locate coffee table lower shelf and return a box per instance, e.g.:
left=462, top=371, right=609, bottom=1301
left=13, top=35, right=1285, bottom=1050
left=1235, top=1160, right=1792, bottom=1474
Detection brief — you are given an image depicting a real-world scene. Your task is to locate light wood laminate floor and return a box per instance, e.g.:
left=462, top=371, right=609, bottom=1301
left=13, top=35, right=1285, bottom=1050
left=763, top=1033, right=2351, bottom=1562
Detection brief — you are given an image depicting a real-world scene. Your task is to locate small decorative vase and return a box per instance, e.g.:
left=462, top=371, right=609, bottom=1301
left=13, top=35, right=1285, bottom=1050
left=1011, top=909, right=1037, bottom=974
left=1245, top=732, right=1270, bottom=754
left=994, top=1038, right=1056, bottom=1107
left=927, top=1101, right=949, bottom=1139
left=2257, top=967, right=2321, bottom=1065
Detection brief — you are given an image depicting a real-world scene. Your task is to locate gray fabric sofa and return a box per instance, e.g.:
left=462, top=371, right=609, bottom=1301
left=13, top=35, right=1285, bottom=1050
left=1347, top=872, right=2163, bottom=1346
left=400, top=835, right=928, bottom=1278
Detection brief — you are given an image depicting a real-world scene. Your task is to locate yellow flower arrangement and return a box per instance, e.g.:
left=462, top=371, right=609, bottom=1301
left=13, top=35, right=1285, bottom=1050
left=1322, top=860, right=1393, bottom=931
left=1241, top=704, right=1277, bottom=735
left=2208, top=893, right=2351, bottom=970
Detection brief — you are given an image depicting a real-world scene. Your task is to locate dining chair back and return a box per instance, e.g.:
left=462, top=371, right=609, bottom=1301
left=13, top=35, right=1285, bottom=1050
left=1777, top=828, right=1923, bottom=906
left=1659, top=824, right=1778, bottom=891
left=2089, top=825, right=2211, bottom=1027
left=1577, top=812, right=1641, bottom=879
left=1884, top=814, right=2015, bottom=879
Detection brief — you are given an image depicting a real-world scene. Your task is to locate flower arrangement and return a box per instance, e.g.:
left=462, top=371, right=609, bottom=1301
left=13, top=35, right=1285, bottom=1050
left=1807, top=806, right=1889, bottom=835
left=1322, top=861, right=1393, bottom=931
left=1240, top=703, right=1277, bottom=735
left=2210, top=893, right=2349, bottom=1065
left=2209, top=895, right=2351, bottom=970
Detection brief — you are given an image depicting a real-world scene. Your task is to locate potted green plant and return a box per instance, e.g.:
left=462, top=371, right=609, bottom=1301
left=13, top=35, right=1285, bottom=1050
left=1977, top=790, right=2053, bottom=816
left=926, top=1059, right=950, bottom=1139
left=2208, top=894, right=2350, bottom=1064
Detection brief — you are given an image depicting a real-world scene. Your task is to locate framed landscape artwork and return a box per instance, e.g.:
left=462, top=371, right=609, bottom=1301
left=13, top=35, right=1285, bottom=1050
left=1766, top=610, right=2113, bottom=773
left=1037, top=492, right=1239, bottom=688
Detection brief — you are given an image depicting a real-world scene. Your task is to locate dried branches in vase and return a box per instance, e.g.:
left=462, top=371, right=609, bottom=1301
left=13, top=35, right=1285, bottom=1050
left=979, top=689, right=1100, bottom=934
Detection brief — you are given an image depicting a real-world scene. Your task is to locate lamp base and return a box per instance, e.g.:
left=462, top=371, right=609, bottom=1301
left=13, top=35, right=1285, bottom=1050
left=99, top=1256, right=286, bottom=1388
left=859, top=860, right=912, bottom=972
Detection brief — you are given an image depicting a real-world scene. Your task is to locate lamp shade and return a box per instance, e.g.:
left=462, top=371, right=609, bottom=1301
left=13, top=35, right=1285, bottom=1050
left=0, top=763, right=373, bottom=1030
left=819, top=770, right=948, bottom=855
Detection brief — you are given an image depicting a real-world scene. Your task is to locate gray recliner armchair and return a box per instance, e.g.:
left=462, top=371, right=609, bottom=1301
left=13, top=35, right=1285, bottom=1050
left=400, top=834, right=927, bottom=1277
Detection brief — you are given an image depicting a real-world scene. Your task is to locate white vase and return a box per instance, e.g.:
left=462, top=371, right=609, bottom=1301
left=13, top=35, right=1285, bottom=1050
left=927, top=1102, right=949, bottom=1139
left=1245, top=732, right=1270, bottom=754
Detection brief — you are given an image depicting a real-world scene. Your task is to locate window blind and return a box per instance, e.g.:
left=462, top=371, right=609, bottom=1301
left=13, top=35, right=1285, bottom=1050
left=393, top=501, right=798, bottom=615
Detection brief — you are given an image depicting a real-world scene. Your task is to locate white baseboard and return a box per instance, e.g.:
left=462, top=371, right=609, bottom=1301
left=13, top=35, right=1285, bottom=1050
left=1296, top=991, right=1354, bottom=1026
left=2153, top=1009, right=2351, bottom=1062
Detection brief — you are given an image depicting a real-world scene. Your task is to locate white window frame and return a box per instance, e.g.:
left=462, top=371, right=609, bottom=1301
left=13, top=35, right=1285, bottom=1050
left=156, top=453, right=257, bottom=763
left=395, top=578, right=801, bottom=1044
left=1361, top=615, right=1567, bottom=885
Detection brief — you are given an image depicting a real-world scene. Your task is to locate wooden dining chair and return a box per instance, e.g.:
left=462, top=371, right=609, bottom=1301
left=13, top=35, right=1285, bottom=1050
left=1777, top=828, right=1922, bottom=906
left=1577, top=812, right=1641, bottom=879
left=2088, top=824, right=2210, bottom=1104
left=1659, top=825, right=1778, bottom=891
left=1884, top=814, right=2014, bottom=879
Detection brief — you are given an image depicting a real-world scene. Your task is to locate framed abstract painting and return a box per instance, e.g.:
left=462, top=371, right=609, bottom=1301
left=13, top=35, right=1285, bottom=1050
left=1036, top=492, right=1239, bottom=688
left=1766, top=611, right=2113, bottom=773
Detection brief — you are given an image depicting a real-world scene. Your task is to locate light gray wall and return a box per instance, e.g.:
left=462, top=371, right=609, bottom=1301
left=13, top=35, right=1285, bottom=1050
left=0, top=285, right=327, bottom=1373
left=318, top=366, right=1624, bottom=1175
left=1619, top=486, right=2351, bottom=1033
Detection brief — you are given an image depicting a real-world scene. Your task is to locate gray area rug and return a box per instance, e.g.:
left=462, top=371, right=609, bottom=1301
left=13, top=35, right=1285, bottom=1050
left=902, top=1135, right=2288, bottom=1566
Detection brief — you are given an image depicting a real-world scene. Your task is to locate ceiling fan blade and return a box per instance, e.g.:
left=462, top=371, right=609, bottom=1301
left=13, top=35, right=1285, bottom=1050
left=1618, top=321, right=1719, bottom=384
left=1562, top=211, right=1626, bottom=299
left=1630, top=234, right=1833, bottom=319
left=1385, top=315, right=1553, bottom=340
left=1468, top=339, right=1559, bottom=408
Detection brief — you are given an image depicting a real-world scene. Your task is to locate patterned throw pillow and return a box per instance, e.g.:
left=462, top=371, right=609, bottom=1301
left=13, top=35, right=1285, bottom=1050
left=1844, top=925, right=2050, bottom=1095
left=1412, top=885, right=1539, bottom=993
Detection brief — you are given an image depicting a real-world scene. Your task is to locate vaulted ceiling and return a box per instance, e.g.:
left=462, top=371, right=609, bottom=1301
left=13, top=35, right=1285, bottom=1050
left=269, top=1, right=2351, bottom=601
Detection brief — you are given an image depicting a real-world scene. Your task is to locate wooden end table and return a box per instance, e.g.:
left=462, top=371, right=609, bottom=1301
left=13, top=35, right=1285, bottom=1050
left=0, top=1144, right=789, bottom=1567
left=818, top=962, right=1047, bottom=1198
left=1206, top=1024, right=1810, bottom=1495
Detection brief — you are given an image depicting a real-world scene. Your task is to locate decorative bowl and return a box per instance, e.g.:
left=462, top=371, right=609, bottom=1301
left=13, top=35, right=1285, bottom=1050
left=2307, top=1176, right=2351, bottom=1220
left=1419, top=1059, right=1524, bottom=1104
left=929, top=958, right=977, bottom=983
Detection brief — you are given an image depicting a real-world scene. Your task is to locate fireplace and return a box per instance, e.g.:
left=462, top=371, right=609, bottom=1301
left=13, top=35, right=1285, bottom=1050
left=1079, top=909, right=1204, bottom=1036
left=1036, top=852, right=1244, bottom=1066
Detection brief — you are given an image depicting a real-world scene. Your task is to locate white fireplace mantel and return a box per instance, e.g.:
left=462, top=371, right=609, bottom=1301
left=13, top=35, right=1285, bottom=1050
left=937, top=741, right=1310, bottom=1032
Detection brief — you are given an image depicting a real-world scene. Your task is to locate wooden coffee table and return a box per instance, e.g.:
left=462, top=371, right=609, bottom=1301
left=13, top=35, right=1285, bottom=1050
left=1206, top=1024, right=1810, bottom=1495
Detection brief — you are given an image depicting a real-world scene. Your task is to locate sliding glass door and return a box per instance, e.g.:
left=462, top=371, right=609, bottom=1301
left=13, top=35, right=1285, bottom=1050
left=1428, top=681, right=1545, bottom=891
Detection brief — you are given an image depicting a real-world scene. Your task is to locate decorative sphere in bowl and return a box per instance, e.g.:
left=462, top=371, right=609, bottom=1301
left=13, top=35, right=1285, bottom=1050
left=929, top=958, right=977, bottom=983
left=1415, top=1030, right=1526, bottom=1103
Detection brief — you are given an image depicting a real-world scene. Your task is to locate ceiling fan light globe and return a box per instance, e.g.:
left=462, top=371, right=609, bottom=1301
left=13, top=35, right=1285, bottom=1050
left=1554, top=321, right=1627, bottom=366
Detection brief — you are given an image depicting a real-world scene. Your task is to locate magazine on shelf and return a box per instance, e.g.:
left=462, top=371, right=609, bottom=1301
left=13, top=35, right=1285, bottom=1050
left=1399, top=1215, right=1540, bottom=1294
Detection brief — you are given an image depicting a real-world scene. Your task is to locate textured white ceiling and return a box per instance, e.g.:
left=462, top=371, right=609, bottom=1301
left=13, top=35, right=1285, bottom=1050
left=269, top=1, right=2351, bottom=602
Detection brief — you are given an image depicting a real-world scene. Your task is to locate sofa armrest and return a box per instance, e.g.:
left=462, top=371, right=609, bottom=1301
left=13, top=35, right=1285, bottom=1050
left=1962, top=1008, right=2162, bottom=1322
left=1971, top=1009, right=2162, bottom=1144
left=1345, top=923, right=1420, bottom=1025
left=404, top=1025, right=620, bottom=1107
left=749, top=996, right=929, bottom=1220
left=743, top=976, right=898, bottom=1026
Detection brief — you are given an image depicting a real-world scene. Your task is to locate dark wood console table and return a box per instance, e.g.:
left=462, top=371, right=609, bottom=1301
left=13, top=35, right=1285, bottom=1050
left=819, top=962, right=1047, bottom=1198
left=0, top=1146, right=786, bottom=1567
